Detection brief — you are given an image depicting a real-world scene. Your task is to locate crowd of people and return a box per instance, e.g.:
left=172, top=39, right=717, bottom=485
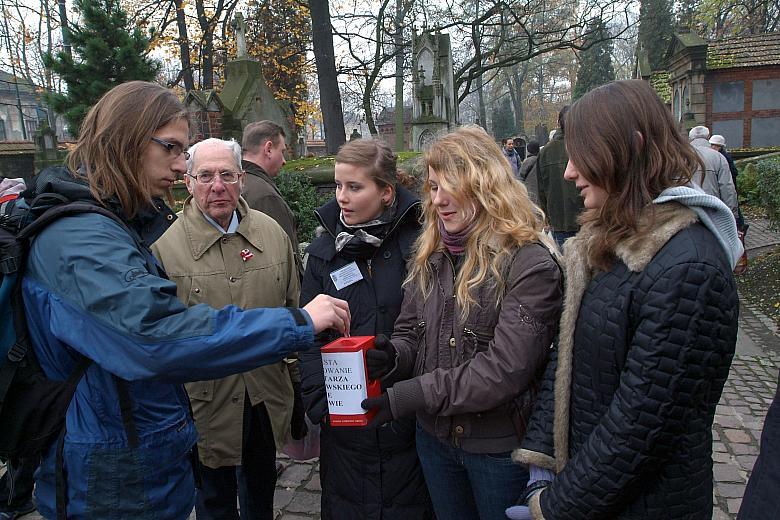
left=1, top=77, right=775, bottom=520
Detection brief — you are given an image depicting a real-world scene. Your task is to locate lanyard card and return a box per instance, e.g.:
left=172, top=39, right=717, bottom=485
left=330, top=261, right=363, bottom=291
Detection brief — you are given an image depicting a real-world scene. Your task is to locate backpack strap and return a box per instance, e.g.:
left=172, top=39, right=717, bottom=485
left=113, top=377, right=139, bottom=448
left=18, top=200, right=137, bottom=244
left=0, top=274, right=28, bottom=411
left=54, top=355, right=91, bottom=520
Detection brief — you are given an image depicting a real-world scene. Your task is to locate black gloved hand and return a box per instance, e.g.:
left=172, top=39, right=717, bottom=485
left=365, top=334, right=396, bottom=381
left=361, top=393, right=394, bottom=427
left=289, top=382, right=308, bottom=440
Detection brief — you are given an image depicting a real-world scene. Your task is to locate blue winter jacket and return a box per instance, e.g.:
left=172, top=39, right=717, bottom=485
left=21, top=172, right=314, bottom=519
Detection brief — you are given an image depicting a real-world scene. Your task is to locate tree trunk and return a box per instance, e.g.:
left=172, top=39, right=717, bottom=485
left=394, top=0, right=404, bottom=151
left=509, top=63, right=527, bottom=134
left=310, top=0, right=346, bottom=154
left=57, top=0, right=71, bottom=58
left=473, top=0, right=487, bottom=127
left=174, top=0, right=194, bottom=91
left=195, top=0, right=215, bottom=90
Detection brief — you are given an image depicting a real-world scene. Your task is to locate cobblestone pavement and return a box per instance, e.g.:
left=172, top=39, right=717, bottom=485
left=9, top=216, right=780, bottom=519
left=744, top=217, right=780, bottom=258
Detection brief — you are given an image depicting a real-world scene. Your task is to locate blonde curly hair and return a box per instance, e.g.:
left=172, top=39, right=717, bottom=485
left=406, top=125, right=558, bottom=319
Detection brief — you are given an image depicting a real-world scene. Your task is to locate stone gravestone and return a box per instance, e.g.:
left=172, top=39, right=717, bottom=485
left=219, top=13, right=296, bottom=153
left=34, top=120, right=62, bottom=172
left=410, top=29, right=459, bottom=151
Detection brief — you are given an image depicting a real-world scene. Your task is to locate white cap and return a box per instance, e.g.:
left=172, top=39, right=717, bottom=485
left=709, top=134, right=726, bottom=146
left=689, top=125, right=710, bottom=141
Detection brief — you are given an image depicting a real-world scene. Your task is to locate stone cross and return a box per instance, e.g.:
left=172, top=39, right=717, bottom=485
left=233, top=13, right=248, bottom=59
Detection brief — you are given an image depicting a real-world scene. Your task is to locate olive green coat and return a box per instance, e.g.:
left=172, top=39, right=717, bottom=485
left=151, top=196, right=299, bottom=468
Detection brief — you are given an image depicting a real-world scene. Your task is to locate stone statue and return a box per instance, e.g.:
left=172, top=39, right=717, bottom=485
left=232, top=13, right=248, bottom=59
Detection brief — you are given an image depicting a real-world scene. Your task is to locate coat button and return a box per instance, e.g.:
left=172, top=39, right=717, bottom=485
left=454, top=425, right=464, bottom=434
left=383, top=251, right=391, bottom=259
left=166, top=214, right=174, bottom=221
left=229, top=276, right=237, bottom=282
left=194, top=288, right=200, bottom=293
left=232, top=395, right=239, bottom=403
left=449, top=337, right=456, bottom=348
left=222, top=237, right=228, bottom=244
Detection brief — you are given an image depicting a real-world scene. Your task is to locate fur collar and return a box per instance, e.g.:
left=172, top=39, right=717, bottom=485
left=514, top=202, right=697, bottom=476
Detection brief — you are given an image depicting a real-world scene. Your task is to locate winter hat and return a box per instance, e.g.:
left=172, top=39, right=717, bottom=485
left=688, top=125, right=710, bottom=141
left=709, top=135, right=726, bottom=147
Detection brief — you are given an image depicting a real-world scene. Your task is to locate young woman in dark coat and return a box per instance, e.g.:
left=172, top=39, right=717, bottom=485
left=299, top=139, right=432, bottom=520
left=510, top=80, right=743, bottom=520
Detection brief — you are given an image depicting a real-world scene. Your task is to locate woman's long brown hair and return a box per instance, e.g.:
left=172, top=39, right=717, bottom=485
left=566, top=79, right=703, bottom=270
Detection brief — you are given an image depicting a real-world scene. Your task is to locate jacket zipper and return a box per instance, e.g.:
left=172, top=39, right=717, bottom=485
left=445, top=254, right=457, bottom=352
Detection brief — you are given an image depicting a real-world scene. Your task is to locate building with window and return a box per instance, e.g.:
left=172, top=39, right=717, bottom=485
left=0, top=70, right=68, bottom=142
left=641, top=32, right=780, bottom=149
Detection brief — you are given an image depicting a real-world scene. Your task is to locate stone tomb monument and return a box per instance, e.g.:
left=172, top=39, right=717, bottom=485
left=188, top=13, right=296, bottom=151
left=411, top=30, right=459, bottom=151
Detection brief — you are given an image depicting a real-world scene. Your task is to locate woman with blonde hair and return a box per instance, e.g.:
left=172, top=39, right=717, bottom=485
left=362, top=125, right=563, bottom=519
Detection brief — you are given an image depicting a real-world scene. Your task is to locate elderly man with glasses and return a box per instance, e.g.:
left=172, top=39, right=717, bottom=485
left=151, top=138, right=301, bottom=520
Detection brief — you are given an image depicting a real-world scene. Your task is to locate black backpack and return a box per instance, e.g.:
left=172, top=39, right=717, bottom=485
left=0, top=188, right=141, bottom=463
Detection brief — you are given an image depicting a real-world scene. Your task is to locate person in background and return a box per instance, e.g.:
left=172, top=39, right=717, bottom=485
left=362, top=125, right=563, bottom=520
left=519, top=141, right=541, bottom=204
left=152, top=138, right=300, bottom=520
left=21, top=80, right=349, bottom=519
left=299, top=138, right=432, bottom=519
left=710, top=134, right=746, bottom=232
left=241, top=120, right=301, bottom=275
left=510, top=79, right=741, bottom=520
left=503, top=138, right=523, bottom=179
left=688, top=125, right=738, bottom=219
left=536, top=106, right=583, bottom=249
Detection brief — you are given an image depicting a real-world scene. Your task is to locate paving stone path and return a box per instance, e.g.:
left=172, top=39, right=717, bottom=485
left=8, top=216, right=780, bottom=520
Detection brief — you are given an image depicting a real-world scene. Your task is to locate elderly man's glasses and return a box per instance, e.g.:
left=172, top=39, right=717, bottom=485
left=187, top=170, right=242, bottom=185
left=150, top=137, right=190, bottom=160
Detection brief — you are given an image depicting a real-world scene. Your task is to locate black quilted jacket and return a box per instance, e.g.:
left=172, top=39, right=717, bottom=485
left=515, top=203, right=739, bottom=519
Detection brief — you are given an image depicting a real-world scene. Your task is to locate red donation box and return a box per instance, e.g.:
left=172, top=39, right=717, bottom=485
left=321, top=336, right=381, bottom=426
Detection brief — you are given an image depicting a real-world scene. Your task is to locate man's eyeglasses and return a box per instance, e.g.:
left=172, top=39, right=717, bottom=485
left=186, top=171, right=242, bottom=185
left=150, top=137, right=190, bottom=160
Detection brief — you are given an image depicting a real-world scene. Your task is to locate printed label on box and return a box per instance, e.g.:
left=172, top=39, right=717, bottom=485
left=322, top=350, right=368, bottom=415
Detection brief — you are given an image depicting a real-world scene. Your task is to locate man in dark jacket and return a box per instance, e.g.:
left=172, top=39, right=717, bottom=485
left=242, top=120, right=302, bottom=275
left=535, top=106, right=583, bottom=248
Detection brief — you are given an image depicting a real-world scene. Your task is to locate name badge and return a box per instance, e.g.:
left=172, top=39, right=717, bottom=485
left=330, top=261, right=363, bottom=291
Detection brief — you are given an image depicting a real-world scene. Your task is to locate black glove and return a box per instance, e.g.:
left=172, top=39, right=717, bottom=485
left=289, top=382, right=308, bottom=440
left=366, top=334, right=396, bottom=381
left=361, top=393, right=394, bottom=427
